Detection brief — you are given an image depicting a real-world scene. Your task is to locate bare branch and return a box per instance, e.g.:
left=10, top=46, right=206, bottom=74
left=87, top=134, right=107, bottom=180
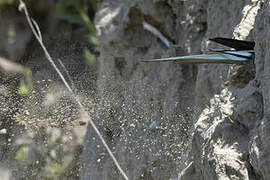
left=143, top=21, right=172, bottom=48
left=31, top=18, right=43, bottom=41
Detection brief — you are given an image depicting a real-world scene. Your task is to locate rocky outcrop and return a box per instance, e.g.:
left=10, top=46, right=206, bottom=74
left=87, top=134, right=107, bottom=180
left=81, top=0, right=269, bottom=179
left=249, top=1, right=270, bottom=179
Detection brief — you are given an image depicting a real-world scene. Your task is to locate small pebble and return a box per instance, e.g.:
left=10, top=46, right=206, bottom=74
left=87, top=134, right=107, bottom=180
left=149, top=121, right=158, bottom=129
left=0, top=129, right=7, bottom=134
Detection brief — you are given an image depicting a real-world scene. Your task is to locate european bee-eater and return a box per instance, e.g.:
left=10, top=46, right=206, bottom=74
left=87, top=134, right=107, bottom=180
left=142, top=37, right=255, bottom=64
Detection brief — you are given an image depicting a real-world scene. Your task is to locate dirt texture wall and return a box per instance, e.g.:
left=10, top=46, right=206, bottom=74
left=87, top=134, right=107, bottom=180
left=80, top=0, right=269, bottom=180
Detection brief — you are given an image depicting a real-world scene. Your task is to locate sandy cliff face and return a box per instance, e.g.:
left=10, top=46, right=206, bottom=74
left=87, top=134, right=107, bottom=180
left=81, top=0, right=269, bottom=179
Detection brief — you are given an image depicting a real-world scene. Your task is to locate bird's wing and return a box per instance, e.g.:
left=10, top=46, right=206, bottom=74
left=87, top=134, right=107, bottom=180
left=142, top=53, right=250, bottom=64
left=209, top=49, right=254, bottom=59
left=209, top=37, right=255, bottom=50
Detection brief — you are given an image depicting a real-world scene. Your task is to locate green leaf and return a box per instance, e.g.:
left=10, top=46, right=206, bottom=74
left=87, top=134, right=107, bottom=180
left=0, top=0, right=15, bottom=6
left=84, top=49, right=96, bottom=66
left=77, top=8, right=96, bottom=34
left=15, top=146, right=28, bottom=162
left=88, top=35, right=99, bottom=46
left=19, top=83, right=30, bottom=96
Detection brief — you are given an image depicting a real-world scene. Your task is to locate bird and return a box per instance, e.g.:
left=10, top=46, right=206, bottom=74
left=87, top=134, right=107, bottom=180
left=142, top=37, right=255, bottom=64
